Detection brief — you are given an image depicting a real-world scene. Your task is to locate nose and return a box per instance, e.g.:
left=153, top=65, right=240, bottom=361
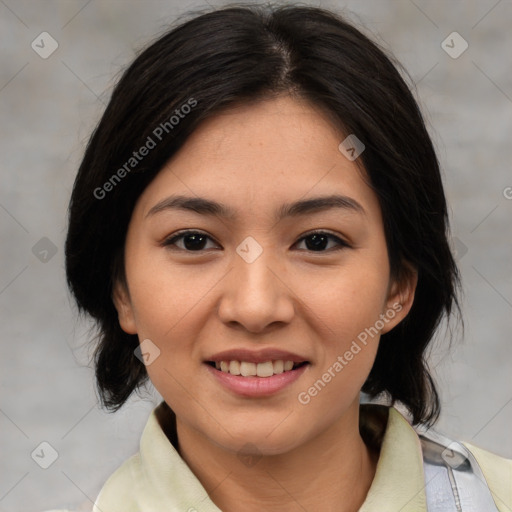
left=217, top=243, right=295, bottom=333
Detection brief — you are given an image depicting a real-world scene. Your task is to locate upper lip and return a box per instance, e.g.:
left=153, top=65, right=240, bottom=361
left=206, top=348, right=309, bottom=364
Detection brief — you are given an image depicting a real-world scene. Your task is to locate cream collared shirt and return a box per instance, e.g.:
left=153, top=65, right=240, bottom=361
left=91, top=402, right=511, bottom=512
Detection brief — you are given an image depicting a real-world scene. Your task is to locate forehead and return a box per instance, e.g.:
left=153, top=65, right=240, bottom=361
left=135, top=95, right=381, bottom=224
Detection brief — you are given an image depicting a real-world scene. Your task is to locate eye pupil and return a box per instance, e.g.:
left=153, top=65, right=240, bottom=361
left=184, top=233, right=207, bottom=250
left=306, top=233, right=328, bottom=251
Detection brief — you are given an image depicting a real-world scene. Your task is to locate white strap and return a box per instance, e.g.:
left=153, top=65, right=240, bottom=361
left=419, top=430, right=499, bottom=511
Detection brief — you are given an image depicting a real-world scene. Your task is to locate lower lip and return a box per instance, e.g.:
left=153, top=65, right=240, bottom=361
left=205, top=363, right=309, bottom=397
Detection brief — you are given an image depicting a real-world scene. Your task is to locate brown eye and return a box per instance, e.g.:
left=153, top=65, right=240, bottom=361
left=163, top=231, right=219, bottom=251
left=295, top=231, right=350, bottom=252
left=162, top=230, right=349, bottom=253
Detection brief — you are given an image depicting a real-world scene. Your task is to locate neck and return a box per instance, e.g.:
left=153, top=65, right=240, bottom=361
left=173, top=402, right=379, bottom=512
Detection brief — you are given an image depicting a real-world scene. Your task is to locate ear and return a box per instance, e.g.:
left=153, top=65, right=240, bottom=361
left=112, top=279, right=138, bottom=335
left=380, top=263, right=418, bottom=335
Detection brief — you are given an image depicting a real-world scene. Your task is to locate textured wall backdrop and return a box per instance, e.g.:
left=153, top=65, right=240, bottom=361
left=1, top=1, right=511, bottom=510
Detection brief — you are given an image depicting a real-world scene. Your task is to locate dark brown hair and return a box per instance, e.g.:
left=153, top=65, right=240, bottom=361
left=65, top=3, right=462, bottom=426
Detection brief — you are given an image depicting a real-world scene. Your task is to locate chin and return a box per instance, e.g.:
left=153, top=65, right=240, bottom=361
left=208, top=417, right=309, bottom=457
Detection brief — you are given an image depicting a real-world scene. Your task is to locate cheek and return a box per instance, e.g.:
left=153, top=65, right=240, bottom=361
left=290, top=262, right=388, bottom=390
left=125, top=246, right=219, bottom=338
left=292, top=296, right=383, bottom=424
left=123, top=249, right=222, bottom=395
left=293, top=260, right=389, bottom=339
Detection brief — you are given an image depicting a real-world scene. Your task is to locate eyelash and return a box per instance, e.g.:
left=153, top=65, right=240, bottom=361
left=162, top=229, right=350, bottom=253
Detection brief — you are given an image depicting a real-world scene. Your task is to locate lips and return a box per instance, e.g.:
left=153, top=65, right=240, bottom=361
left=204, top=348, right=310, bottom=387
left=205, top=359, right=310, bottom=397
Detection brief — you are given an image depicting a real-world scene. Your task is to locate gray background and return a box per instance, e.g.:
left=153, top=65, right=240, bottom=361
left=1, top=0, right=511, bottom=510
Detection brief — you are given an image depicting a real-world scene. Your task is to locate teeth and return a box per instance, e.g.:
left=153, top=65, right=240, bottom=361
left=273, top=360, right=284, bottom=374
left=214, top=360, right=302, bottom=377
left=240, top=362, right=256, bottom=376
left=256, top=361, right=274, bottom=377
left=229, top=360, right=241, bottom=375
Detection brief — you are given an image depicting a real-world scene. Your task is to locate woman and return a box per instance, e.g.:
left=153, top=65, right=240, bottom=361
left=64, top=4, right=511, bottom=511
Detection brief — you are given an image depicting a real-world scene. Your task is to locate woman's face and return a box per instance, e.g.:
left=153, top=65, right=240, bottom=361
left=114, top=95, right=415, bottom=455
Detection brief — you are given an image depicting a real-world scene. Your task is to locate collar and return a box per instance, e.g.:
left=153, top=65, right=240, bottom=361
left=97, top=401, right=428, bottom=511
left=358, top=403, right=427, bottom=511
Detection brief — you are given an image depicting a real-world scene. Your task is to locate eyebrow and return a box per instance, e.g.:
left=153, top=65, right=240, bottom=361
left=145, top=194, right=365, bottom=221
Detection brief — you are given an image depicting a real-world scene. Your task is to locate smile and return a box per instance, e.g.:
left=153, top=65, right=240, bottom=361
left=205, top=359, right=310, bottom=397
left=207, top=359, right=308, bottom=377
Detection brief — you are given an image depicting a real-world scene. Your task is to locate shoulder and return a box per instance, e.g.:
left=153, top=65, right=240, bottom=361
left=463, top=441, right=512, bottom=511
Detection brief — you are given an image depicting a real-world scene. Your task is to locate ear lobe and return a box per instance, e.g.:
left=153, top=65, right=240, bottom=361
left=112, top=280, right=138, bottom=335
left=380, top=265, right=418, bottom=335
